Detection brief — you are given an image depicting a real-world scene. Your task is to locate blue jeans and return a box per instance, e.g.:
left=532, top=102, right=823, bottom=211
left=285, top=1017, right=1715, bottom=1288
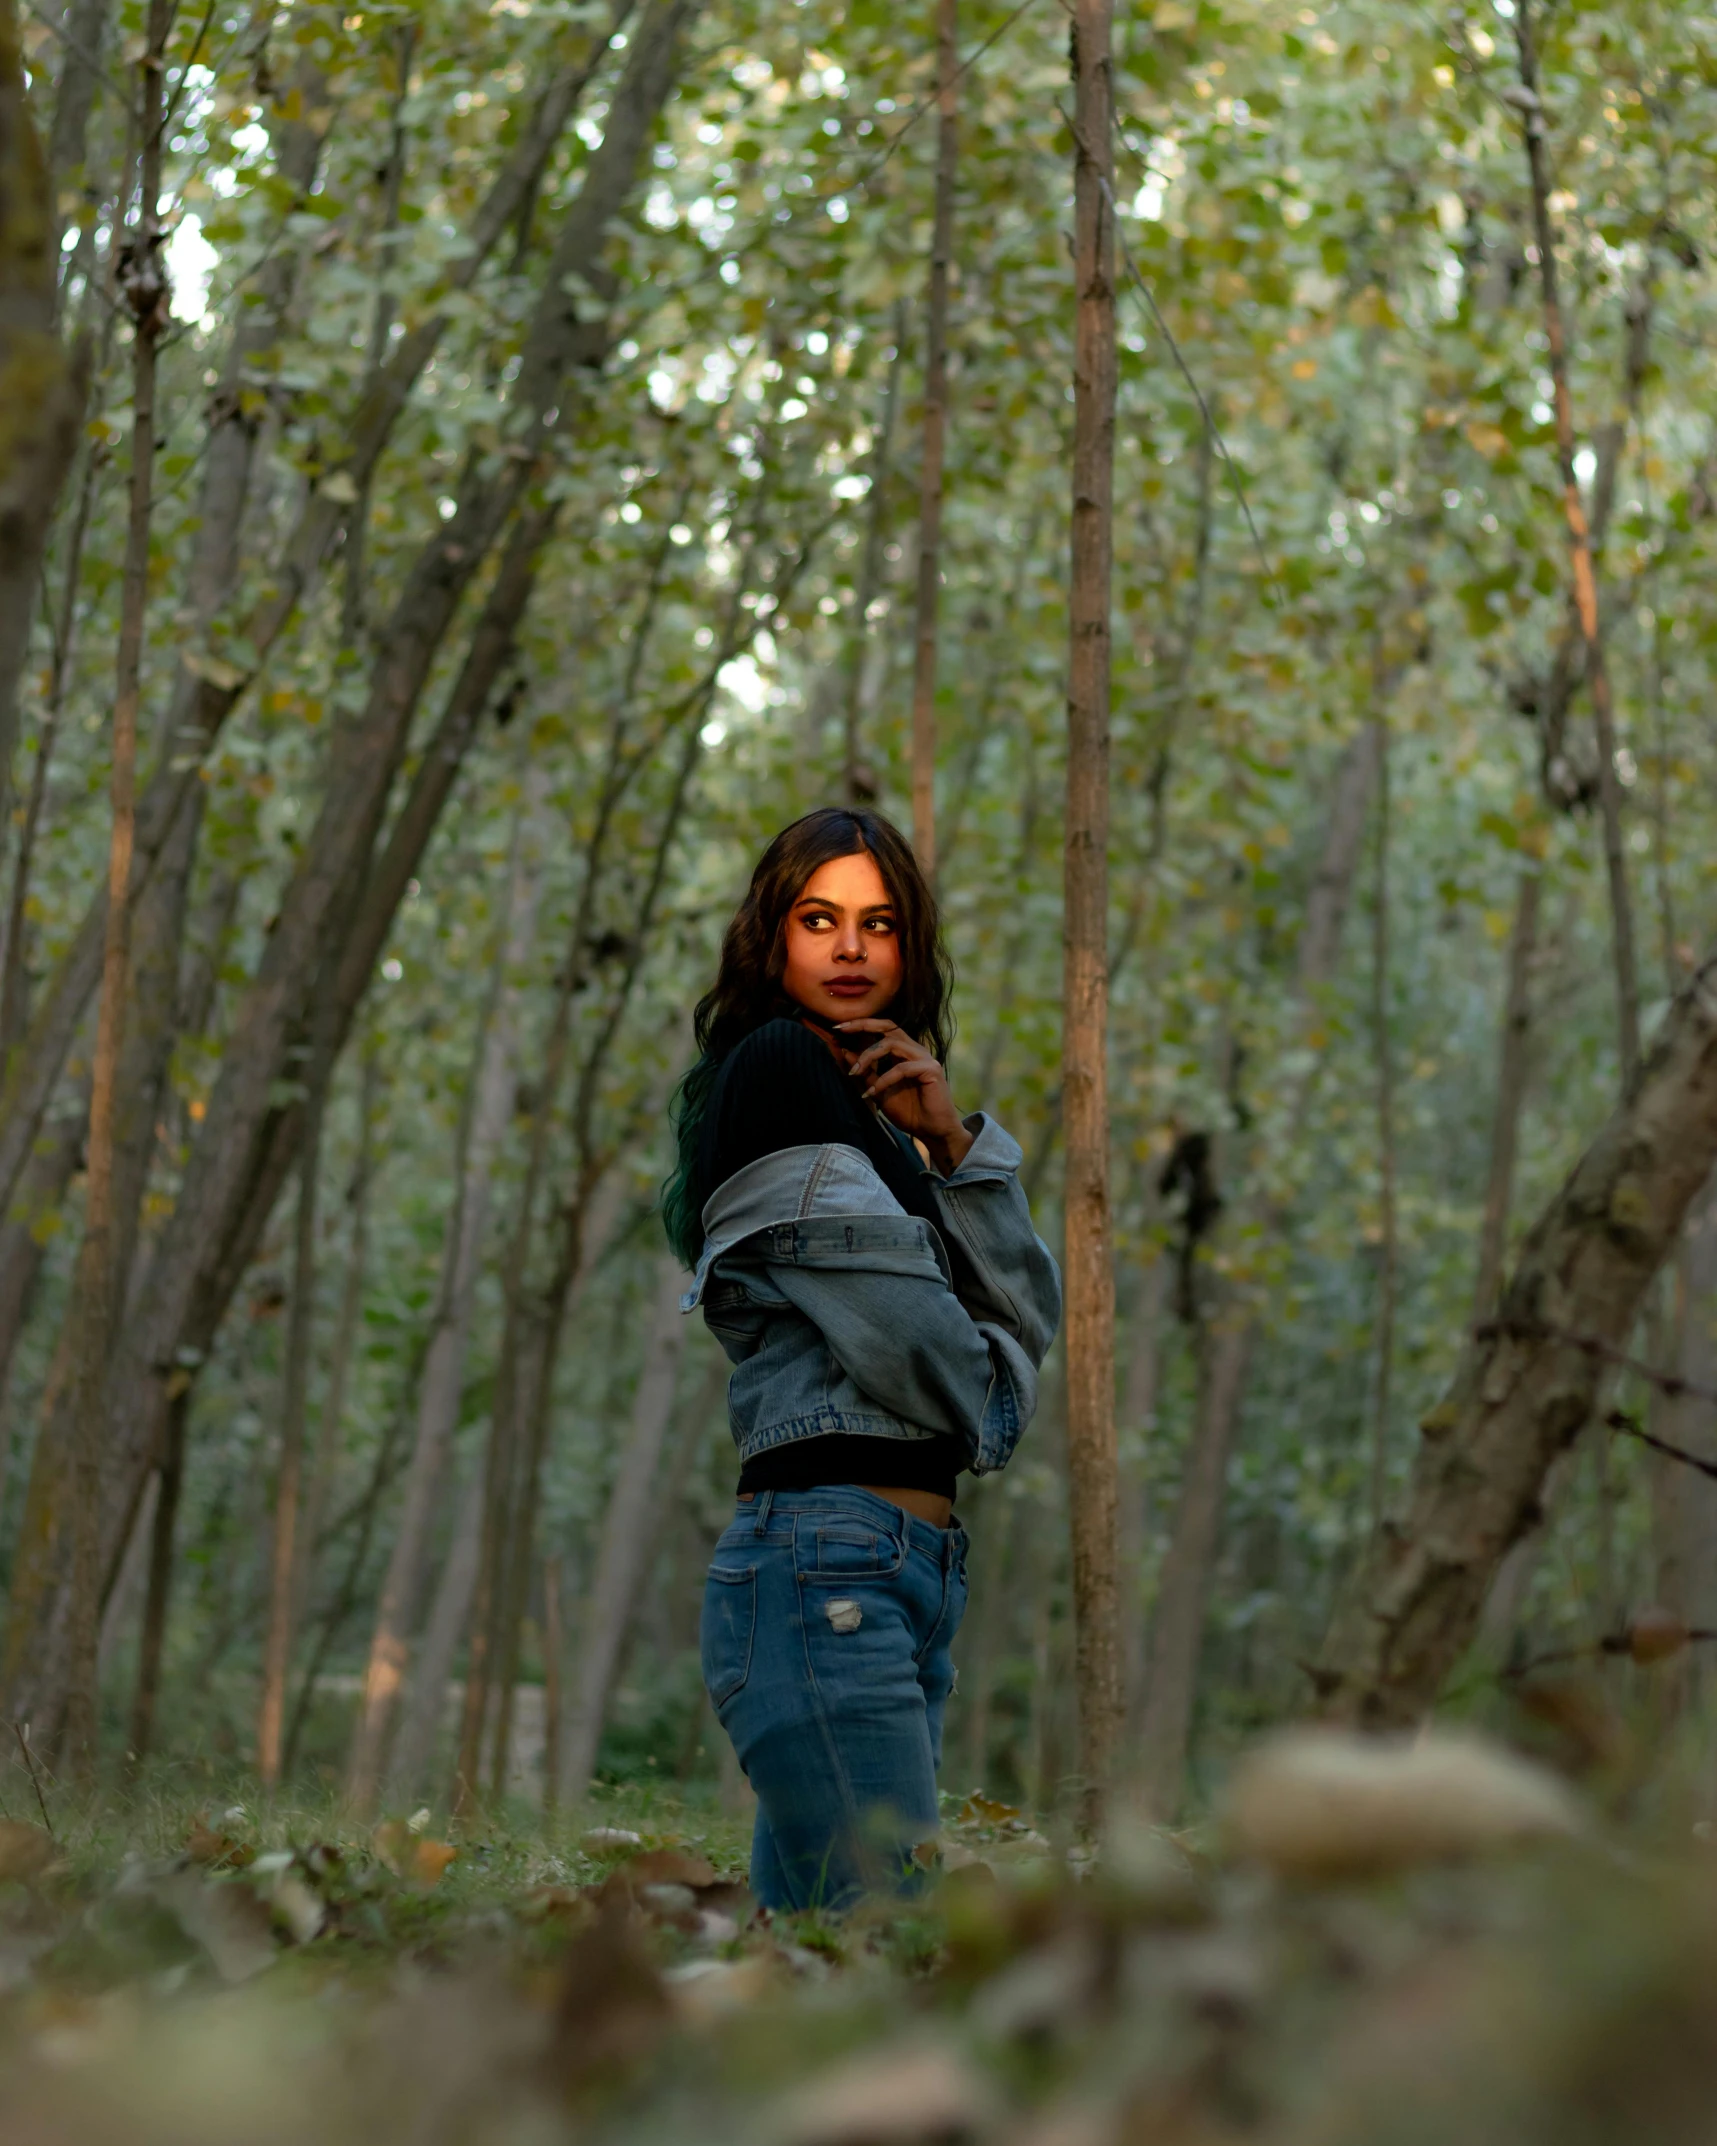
left=700, top=1486, right=970, bottom=1913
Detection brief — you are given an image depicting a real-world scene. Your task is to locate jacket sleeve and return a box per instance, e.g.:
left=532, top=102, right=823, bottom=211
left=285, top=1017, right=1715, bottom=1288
left=758, top=1227, right=1041, bottom=1475
left=921, top=1114, right=1063, bottom=1361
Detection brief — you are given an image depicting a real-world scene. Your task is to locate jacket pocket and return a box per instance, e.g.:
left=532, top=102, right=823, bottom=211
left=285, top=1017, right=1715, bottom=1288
left=701, top=1565, right=757, bottom=1708
left=798, top=1522, right=907, bottom=1581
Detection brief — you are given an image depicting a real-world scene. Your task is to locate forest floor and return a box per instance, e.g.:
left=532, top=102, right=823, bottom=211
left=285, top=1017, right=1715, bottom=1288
left=0, top=1732, right=1714, bottom=2145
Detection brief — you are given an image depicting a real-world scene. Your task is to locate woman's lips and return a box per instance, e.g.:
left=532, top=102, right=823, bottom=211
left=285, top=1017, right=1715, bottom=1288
left=821, top=978, right=874, bottom=996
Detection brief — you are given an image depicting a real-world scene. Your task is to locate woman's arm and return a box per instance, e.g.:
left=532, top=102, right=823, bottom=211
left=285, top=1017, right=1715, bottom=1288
left=760, top=1235, right=1040, bottom=1474
left=922, top=1116, right=1062, bottom=1361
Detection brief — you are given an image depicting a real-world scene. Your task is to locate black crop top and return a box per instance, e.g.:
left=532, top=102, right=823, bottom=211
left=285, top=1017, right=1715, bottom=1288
left=699, top=1017, right=961, bottom=1500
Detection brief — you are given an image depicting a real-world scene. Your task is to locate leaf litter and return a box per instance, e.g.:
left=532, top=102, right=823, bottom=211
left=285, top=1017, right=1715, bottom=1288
left=0, top=1730, right=1716, bottom=2142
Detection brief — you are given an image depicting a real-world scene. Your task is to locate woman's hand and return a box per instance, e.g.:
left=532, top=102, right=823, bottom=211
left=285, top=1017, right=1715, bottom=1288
left=835, top=1019, right=974, bottom=1175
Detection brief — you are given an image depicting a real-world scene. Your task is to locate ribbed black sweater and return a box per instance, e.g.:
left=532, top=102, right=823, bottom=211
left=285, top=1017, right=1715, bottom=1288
left=698, top=1018, right=961, bottom=1498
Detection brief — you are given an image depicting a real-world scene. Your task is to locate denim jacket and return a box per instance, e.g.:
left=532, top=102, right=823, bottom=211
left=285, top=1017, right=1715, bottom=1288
left=682, top=1113, right=1061, bottom=1476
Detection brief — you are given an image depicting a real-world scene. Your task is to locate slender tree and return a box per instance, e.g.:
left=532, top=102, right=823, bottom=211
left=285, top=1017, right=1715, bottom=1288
left=843, top=310, right=905, bottom=806
left=1511, top=0, right=1639, bottom=1086
left=256, top=1020, right=331, bottom=1789
left=1367, top=710, right=1396, bottom=1532
left=347, top=778, right=545, bottom=1809
left=907, top=0, right=958, bottom=875
left=1472, top=856, right=1545, bottom=1322
left=59, top=0, right=170, bottom=1775
left=1062, top=0, right=1120, bottom=1810
left=557, top=1255, right=687, bottom=1805
left=0, top=0, right=83, bottom=812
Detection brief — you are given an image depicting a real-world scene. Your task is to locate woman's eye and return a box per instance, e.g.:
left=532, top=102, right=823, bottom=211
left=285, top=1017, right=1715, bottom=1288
left=864, top=917, right=895, bottom=934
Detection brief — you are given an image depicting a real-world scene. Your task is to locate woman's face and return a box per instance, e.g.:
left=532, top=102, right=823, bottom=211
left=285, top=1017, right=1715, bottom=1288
left=779, top=849, right=902, bottom=1026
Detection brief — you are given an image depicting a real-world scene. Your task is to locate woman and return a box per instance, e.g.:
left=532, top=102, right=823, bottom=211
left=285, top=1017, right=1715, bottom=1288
left=665, top=806, right=1061, bottom=1912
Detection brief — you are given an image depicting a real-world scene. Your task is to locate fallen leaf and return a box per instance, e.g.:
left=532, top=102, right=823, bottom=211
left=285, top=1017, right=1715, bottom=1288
left=412, top=1838, right=458, bottom=1889
left=0, top=1820, right=58, bottom=1885
left=186, top=1817, right=254, bottom=1869
left=1222, top=1727, right=1584, bottom=1878
left=768, top=2042, right=1001, bottom=2145
left=958, top=1792, right=1021, bottom=1826
left=596, top=1846, right=718, bottom=1903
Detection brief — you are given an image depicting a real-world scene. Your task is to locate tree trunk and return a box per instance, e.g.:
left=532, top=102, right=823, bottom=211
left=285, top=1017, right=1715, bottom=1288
left=279, top=1337, right=424, bottom=1777
left=1317, top=942, right=1717, bottom=1726
left=347, top=780, right=546, bottom=1808
left=486, top=1163, right=632, bottom=1793
left=907, top=0, right=958, bottom=877
left=842, top=307, right=905, bottom=805
left=0, top=0, right=82, bottom=837
left=126, top=1382, right=185, bottom=1765
left=1296, top=723, right=1383, bottom=998
left=1119, top=1253, right=1166, bottom=1731
left=0, top=416, right=101, bottom=1066
left=557, top=1255, right=688, bottom=1806
left=1648, top=1173, right=1717, bottom=1707
left=1135, top=1316, right=1251, bottom=1815
left=389, top=1463, right=483, bottom=1802
left=541, top=1554, right=563, bottom=1821
left=257, top=1045, right=328, bottom=1789
left=1062, top=0, right=1119, bottom=1815
left=1512, top=0, right=1639, bottom=1085
left=46, top=0, right=112, bottom=200
left=953, top=1481, right=1013, bottom=1792
left=1473, top=859, right=1545, bottom=1321
left=1135, top=722, right=1382, bottom=1813
left=1368, top=714, right=1396, bottom=1530
left=91, top=54, right=335, bottom=1418
left=0, top=1083, right=85, bottom=1398
left=58, top=0, right=169, bottom=1776
left=299, top=1047, right=380, bottom=1607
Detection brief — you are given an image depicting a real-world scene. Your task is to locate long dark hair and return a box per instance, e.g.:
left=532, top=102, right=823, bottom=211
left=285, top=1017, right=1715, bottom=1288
left=662, top=808, right=953, bottom=1265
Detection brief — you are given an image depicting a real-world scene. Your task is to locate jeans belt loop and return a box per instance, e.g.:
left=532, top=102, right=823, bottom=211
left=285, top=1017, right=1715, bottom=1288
left=752, top=1488, right=774, bottom=1537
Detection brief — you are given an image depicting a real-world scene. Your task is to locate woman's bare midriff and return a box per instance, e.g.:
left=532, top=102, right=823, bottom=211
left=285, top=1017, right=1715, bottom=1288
left=737, top=1485, right=954, bottom=1529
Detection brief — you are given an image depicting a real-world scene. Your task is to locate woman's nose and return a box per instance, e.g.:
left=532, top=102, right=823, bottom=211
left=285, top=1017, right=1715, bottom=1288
left=835, top=926, right=866, bottom=961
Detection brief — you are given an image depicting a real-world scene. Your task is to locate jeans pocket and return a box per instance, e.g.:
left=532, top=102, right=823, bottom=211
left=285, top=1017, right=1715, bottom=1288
left=701, top=1565, right=757, bottom=1708
left=801, top=1523, right=907, bottom=1580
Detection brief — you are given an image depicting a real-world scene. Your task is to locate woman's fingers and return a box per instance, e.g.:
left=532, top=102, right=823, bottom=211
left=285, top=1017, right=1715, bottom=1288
left=846, top=1033, right=926, bottom=1080
left=843, top=1039, right=896, bottom=1078
left=862, top=1059, right=931, bottom=1100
